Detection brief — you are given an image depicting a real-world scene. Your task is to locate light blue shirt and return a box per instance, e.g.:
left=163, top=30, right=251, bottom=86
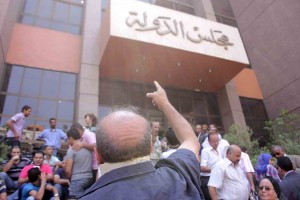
left=37, top=128, right=67, bottom=149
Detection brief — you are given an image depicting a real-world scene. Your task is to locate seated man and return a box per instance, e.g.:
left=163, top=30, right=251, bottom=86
left=0, top=146, right=31, bottom=191
left=53, top=163, right=69, bottom=200
left=43, top=146, right=61, bottom=171
left=80, top=81, right=204, bottom=200
left=18, top=151, right=53, bottom=186
left=0, top=177, right=7, bottom=200
left=21, top=167, right=59, bottom=200
left=64, top=128, right=93, bottom=198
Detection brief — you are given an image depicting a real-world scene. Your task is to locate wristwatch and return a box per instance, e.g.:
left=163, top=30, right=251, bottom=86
left=54, top=193, right=59, bottom=197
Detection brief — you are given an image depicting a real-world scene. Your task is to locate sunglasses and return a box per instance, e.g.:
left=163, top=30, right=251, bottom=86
left=271, top=152, right=281, bottom=157
left=259, top=186, right=274, bottom=191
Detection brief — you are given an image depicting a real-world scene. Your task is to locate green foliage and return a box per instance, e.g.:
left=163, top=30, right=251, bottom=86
left=264, top=109, right=300, bottom=155
left=224, top=124, right=258, bottom=156
left=0, top=142, right=9, bottom=171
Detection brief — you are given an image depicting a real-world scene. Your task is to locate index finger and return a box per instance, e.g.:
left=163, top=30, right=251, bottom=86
left=153, top=81, right=161, bottom=91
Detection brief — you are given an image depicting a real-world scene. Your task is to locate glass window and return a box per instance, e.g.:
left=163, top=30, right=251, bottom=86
left=24, top=0, right=38, bottom=15
left=113, top=83, right=130, bottom=105
left=0, top=95, right=18, bottom=115
left=53, top=1, right=69, bottom=23
left=21, top=68, right=42, bottom=96
left=69, top=5, right=82, bottom=25
left=59, top=73, right=76, bottom=100
left=20, top=15, right=34, bottom=25
left=68, top=24, right=80, bottom=34
left=40, top=71, right=60, bottom=98
left=35, top=18, right=51, bottom=29
left=7, top=66, right=23, bottom=93
left=205, top=93, right=219, bottom=116
left=37, top=99, right=57, bottom=119
left=37, top=0, right=53, bottom=18
left=0, top=117, right=9, bottom=127
left=56, top=121, right=72, bottom=132
left=57, top=101, right=74, bottom=121
left=18, top=97, right=38, bottom=117
left=51, top=21, right=66, bottom=32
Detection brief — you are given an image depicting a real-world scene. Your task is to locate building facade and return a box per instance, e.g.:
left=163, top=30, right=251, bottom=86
left=1, top=0, right=297, bottom=144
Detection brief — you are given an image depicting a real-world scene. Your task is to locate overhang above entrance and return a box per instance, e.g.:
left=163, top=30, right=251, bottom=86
left=99, top=0, right=249, bottom=92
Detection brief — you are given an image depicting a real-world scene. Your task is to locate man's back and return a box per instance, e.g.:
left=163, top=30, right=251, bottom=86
left=81, top=149, right=203, bottom=200
left=66, top=147, right=92, bottom=180
left=280, top=171, right=300, bottom=200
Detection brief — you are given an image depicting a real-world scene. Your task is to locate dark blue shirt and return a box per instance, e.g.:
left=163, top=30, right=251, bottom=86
left=80, top=149, right=204, bottom=200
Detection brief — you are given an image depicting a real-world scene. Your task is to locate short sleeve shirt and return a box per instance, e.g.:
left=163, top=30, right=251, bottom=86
left=6, top=112, right=25, bottom=139
left=20, top=164, right=53, bottom=178
left=81, top=129, right=97, bottom=170
left=21, top=183, right=39, bottom=200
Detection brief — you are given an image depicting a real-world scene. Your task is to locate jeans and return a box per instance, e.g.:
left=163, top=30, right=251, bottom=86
left=0, top=172, right=18, bottom=190
left=69, top=177, right=93, bottom=198
left=54, top=183, right=69, bottom=199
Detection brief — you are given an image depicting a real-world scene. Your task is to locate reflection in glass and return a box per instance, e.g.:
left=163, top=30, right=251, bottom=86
left=1, top=95, right=18, bottom=115
left=7, top=66, right=23, bottom=93
left=35, top=19, right=51, bottom=29
left=53, top=2, right=69, bottom=23
left=59, top=74, right=76, bottom=100
left=40, top=71, right=60, bottom=98
left=69, top=5, right=82, bottom=25
left=57, top=101, right=74, bottom=121
left=38, top=99, right=57, bottom=118
left=20, top=15, right=34, bottom=25
left=22, top=68, right=42, bottom=96
left=0, top=117, right=9, bottom=127
left=37, top=0, right=53, bottom=18
left=24, top=0, right=38, bottom=15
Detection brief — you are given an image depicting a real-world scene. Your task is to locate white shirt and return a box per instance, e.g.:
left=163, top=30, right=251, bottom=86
left=202, top=138, right=230, bottom=158
left=208, top=157, right=249, bottom=200
left=200, top=146, right=223, bottom=176
left=239, top=152, right=255, bottom=190
left=161, top=148, right=177, bottom=159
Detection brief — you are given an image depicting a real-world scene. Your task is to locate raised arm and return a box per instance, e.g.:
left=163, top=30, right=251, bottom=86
left=146, top=81, right=200, bottom=160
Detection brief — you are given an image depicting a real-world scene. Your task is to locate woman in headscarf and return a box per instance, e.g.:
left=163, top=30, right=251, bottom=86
left=254, top=153, right=281, bottom=183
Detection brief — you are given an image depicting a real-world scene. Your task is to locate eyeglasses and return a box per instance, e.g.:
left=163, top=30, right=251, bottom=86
left=259, top=186, right=274, bottom=191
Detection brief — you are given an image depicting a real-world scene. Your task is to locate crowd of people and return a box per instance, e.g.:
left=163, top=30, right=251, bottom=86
left=0, top=81, right=300, bottom=200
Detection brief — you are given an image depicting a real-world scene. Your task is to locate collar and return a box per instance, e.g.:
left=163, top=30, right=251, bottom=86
left=84, top=160, right=155, bottom=196
left=284, top=170, right=295, bottom=178
left=100, top=156, right=150, bottom=176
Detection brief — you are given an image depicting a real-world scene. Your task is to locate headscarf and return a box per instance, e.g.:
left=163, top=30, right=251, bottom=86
left=255, top=153, right=272, bottom=175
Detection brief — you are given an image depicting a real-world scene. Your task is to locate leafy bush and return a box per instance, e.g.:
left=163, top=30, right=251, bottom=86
left=264, top=109, right=300, bottom=155
left=224, top=124, right=258, bottom=154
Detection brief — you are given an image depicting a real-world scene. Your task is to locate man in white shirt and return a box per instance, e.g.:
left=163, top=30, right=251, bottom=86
left=239, top=150, right=255, bottom=192
left=208, top=145, right=249, bottom=200
left=200, top=131, right=223, bottom=200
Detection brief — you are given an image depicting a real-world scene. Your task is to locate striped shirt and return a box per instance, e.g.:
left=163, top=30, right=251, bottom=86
left=1, top=157, right=32, bottom=181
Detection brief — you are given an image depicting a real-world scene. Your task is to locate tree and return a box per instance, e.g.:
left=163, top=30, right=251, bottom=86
left=264, top=109, right=300, bottom=155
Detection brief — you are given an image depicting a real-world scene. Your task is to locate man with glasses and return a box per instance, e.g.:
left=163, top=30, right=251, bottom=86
left=270, top=145, right=300, bottom=173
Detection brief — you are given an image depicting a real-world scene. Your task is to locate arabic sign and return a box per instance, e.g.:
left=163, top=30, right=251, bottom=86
left=109, top=0, right=249, bottom=65
left=126, top=11, right=233, bottom=50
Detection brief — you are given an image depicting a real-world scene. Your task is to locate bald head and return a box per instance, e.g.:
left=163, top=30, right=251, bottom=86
left=97, top=106, right=151, bottom=163
left=270, top=145, right=285, bottom=157
left=226, top=145, right=242, bottom=165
